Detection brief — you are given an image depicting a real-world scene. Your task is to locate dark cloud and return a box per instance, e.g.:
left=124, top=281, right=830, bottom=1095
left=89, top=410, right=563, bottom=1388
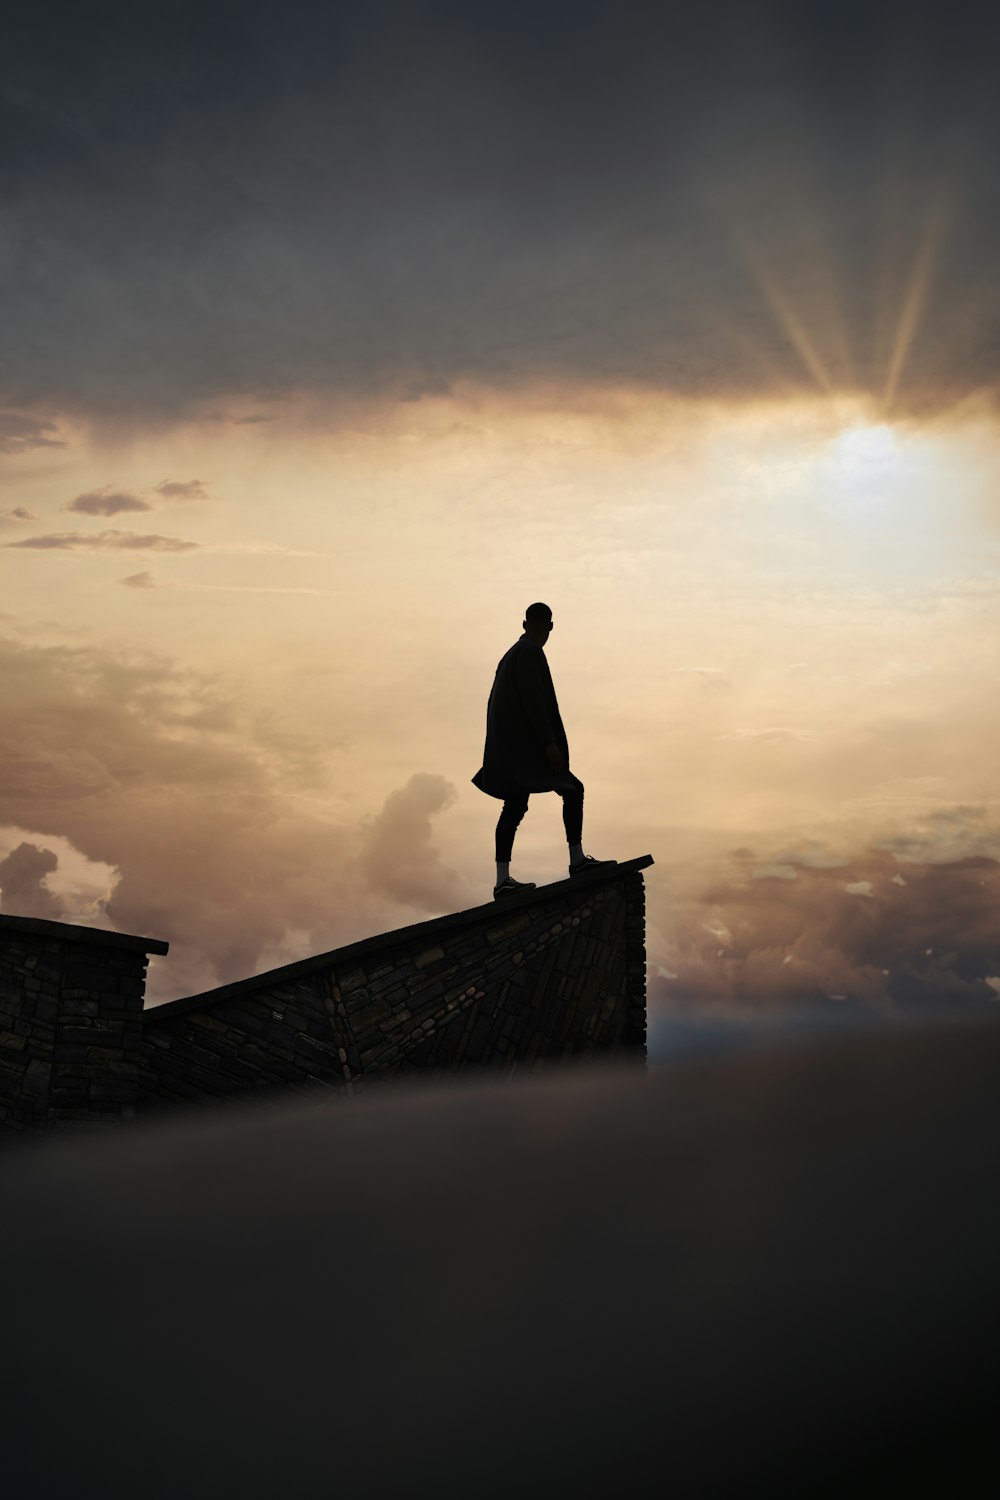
left=0, top=411, right=65, bottom=452
left=65, top=488, right=153, bottom=516
left=0, top=506, right=36, bottom=521
left=653, top=839, right=1000, bottom=1025
left=401, top=376, right=454, bottom=403
left=2, top=1, right=1000, bottom=421
left=0, top=840, right=65, bottom=920
left=4, top=529, right=198, bottom=551
left=199, top=411, right=281, bottom=426
left=154, top=479, right=209, bottom=500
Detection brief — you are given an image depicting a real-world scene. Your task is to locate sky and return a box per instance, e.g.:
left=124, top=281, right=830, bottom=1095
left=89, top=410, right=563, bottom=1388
left=1, top=0, right=999, bottom=1040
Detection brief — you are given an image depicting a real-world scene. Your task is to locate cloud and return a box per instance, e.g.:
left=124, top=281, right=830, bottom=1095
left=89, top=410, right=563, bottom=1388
left=65, top=488, right=153, bottom=516
left=199, top=412, right=278, bottom=426
left=117, top=571, right=356, bottom=594
left=0, top=841, right=66, bottom=920
left=357, top=772, right=464, bottom=912
left=873, top=805, right=1000, bottom=865
left=652, top=834, right=1000, bottom=1025
left=4, top=530, right=199, bottom=551
left=0, top=507, right=36, bottom=521
left=2, top=2, right=1000, bottom=420
left=0, top=825, right=119, bottom=923
left=154, top=479, right=210, bottom=501
left=0, top=631, right=469, bottom=1002
left=769, top=839, right=849, bottom=870
left=0, top=412, right=64, bottom=453
left=400, top=375, right=454, bottom=403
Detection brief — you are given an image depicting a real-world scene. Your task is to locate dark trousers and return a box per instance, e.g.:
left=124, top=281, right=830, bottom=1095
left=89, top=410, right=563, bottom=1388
left=495, top=773, right=584, bottom=862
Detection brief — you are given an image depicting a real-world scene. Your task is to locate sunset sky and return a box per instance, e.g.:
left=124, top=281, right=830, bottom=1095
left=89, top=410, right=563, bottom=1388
left=2, top=0, right=999, bottom=1040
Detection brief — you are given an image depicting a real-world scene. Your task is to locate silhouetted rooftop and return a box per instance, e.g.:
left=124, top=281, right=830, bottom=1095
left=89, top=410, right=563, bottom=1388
left=0, top=912, right=169, bottom=956
left=146, top=853, right=654, bottom=1020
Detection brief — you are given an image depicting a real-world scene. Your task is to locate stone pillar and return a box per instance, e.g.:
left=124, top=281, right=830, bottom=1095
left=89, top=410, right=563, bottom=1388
left=0, top=915, right=169, bottom=1138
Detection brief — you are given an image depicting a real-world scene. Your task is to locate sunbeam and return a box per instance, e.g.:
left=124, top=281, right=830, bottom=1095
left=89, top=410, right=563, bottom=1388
left=732, top=224, right=836, bottom=394
left=882, top=192, right=952, bottom=412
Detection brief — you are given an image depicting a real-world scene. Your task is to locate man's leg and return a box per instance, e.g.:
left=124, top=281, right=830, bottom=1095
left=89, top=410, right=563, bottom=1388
left=559, top=774, right=586, bottom=866
left=495, top=790, right=531, bottom=884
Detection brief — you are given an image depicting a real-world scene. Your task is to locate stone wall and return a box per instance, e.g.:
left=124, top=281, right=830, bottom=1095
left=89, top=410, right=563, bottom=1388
left=0, top=915, right=169, bottom=1137
left=140, top=855, right=652, bottom=1116
left=0, top=858, right=652, bottom=1135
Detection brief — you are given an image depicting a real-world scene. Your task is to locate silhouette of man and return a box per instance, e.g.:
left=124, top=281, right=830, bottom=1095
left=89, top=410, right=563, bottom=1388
left=472, top=602, right=616, bottom=899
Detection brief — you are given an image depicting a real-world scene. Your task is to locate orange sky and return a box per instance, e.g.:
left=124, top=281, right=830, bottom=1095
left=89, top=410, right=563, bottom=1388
left=2, top=382, right=999, bottom=1034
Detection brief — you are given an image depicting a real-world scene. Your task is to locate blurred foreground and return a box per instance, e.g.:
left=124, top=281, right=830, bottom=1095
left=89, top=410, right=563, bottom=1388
left=2, top=1010, right=999, bottom=1497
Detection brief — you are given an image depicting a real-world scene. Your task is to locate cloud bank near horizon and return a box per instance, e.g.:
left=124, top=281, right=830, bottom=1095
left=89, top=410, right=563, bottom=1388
left=0, top=627, right=997, bottom=1020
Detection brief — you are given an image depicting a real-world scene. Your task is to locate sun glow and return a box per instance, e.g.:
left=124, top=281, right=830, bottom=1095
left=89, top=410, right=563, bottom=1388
left=832, top=423, right=900, bottom=472
left=819, top=421, right=922, bottom=510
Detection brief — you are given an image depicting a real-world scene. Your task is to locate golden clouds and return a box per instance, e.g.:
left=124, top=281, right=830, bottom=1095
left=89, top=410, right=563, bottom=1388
left=0, top=631, right=471, bottom=1001
left=1, top=386, right=998, bottom=1027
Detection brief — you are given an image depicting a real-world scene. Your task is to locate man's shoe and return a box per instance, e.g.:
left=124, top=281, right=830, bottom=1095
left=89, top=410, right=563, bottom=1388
left=568, top=855, right=618, bottom=877
left=493, top=875, right=537, bottom=900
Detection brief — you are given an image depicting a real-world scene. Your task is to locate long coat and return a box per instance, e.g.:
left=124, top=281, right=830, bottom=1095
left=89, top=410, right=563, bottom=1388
left=471, top=634, right=572, bottom=800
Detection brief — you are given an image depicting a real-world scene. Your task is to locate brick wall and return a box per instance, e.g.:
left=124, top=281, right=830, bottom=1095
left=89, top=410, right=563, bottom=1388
left=140, top=855, right=653, bottom=1116
left=0, top=915, right=169, bottom=1137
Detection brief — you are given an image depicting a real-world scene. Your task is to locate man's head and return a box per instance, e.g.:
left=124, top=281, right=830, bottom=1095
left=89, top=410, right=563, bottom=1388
left=523, top=601, right=553, bottom=646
